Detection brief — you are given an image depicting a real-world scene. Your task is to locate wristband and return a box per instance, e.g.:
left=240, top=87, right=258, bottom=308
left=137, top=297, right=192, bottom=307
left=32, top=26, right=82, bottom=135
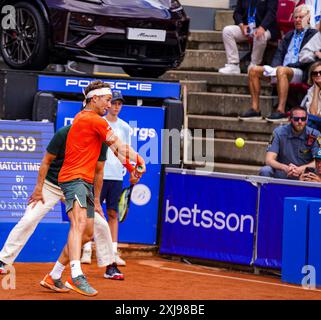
left=124, top=159, right=134, bottom=173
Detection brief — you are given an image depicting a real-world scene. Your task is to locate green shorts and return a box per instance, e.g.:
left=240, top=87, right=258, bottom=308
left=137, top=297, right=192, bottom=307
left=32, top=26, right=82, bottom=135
left=59, top=179, right=95, bottom=218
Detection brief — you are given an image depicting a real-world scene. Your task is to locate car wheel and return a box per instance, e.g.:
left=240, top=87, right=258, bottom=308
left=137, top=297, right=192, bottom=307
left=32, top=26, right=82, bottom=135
left=0, top=2, right=49, bottom=70
left=123, top=67, right=167, bottom=78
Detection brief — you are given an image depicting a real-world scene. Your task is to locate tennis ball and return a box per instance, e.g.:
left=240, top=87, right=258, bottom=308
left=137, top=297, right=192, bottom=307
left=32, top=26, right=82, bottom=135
left=235, top=137, right=245, bottom=148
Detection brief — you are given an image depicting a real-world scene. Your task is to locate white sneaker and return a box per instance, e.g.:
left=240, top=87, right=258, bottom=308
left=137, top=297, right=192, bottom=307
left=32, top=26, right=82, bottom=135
left=218, top=64, right=241, bottom=74
left=114, top=253, right=126, bottom=266
left=80, top=249, right=92, bottom=264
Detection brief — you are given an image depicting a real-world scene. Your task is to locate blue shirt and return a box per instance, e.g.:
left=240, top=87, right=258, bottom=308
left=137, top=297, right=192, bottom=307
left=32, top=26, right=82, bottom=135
left=283, top=29, right=306, bottom=66
left=267, top=124, right=320, bottom=166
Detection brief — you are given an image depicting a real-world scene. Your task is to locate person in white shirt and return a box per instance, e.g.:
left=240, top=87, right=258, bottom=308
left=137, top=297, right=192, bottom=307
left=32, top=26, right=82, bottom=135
left=81, top=90, right=130, bottom=267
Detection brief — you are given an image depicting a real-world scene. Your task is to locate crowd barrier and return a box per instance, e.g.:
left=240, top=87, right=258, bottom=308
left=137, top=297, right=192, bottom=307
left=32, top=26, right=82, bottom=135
left=159, top=168, right=321, bottom=270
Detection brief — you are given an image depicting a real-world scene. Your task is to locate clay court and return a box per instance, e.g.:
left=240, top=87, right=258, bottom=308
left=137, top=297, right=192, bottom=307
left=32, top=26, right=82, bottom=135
left=1, top=256, right=321, bottom=300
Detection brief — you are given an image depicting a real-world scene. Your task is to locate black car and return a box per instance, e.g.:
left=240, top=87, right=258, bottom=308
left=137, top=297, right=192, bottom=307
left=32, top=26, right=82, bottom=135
left=0, top=0, right=189, bottom=77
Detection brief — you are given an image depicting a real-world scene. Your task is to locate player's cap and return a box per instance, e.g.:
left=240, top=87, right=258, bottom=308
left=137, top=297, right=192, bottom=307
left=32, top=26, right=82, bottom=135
left=315, top=148, right=321, bottom=159
left=111, top=90, right=125, bottom=103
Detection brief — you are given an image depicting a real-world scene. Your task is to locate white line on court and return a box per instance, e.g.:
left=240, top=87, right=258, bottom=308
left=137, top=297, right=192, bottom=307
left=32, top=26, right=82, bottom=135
left=161, top=267, right=321, bottom=293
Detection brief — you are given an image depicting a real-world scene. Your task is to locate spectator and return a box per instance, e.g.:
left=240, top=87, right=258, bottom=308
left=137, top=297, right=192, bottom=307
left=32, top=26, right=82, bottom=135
left=218, top=0, right=278, bottom=74
left=239, top=4, right=318, bottom=122
left=299, top=21, right=321, bottom=63
left=299, top=147, right=321, bottom=182
left=301, top=61, right=321, bottom=129
left=259, top=105, right=320, bottom=179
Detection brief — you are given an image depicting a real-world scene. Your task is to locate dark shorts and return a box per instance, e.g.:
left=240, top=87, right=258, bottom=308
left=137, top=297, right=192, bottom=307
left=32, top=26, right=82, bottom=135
left=59, top=179, right=95, bottom=218
left=100, top=180, right=123, bottom=212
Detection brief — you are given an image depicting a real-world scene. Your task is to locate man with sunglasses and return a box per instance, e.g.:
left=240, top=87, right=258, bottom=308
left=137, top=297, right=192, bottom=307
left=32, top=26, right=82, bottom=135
left=259, top=106, right=321, bottom=179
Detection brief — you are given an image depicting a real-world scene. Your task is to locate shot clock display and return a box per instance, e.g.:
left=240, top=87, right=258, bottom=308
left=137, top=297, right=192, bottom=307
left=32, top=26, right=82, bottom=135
left=0, top=134, right=37, bottom=152
left=0, top=120, right=62, bottom=223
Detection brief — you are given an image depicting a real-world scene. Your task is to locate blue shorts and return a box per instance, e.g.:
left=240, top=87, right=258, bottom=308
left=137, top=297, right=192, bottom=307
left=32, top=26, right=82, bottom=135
left=100, top=180, right=123, bottom=212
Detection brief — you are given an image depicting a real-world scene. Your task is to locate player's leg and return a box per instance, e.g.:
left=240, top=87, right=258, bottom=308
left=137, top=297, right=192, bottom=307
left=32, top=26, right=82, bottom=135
left=106, top=180, right=126, bottom=266
left=0, top=181, right=62, bottom=273
left=40, top=216, right=94, bottom=293
left=93, top=212, right=124, bottom=280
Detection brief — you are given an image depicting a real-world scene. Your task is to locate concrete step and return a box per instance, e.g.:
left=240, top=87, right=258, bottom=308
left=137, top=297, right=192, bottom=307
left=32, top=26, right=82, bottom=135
left=184, top=161, right=261, bottom=175
left=162, top=70, right=273, bottom=96
left=180, top=49, right=251, bottom=72
left=215, top=10, right=234, bottom=31
left=186, top=137, right=267, bottom=165
left=187, top=30, right=250, bottom=51
left=187, top=115, right=280, bottom=142
left=179, top=49, right=227, bottom=71
left=180, top=80, right=207, bottom=92
left=187, top=92, right=278, bottom=117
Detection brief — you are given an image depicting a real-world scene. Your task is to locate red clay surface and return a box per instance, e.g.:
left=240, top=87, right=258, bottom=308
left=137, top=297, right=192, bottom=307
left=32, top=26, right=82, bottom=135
left=1, top=256, right=321, bottom=300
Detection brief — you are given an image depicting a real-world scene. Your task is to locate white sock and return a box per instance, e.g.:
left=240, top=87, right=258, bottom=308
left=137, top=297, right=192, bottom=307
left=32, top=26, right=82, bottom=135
left=49, top=261, right=65, bottom=280
left=70, top=260, right=83, bottom=278
left=83, top=241, right=92, bottom=251
left=112, top=242, right=118, bottom=254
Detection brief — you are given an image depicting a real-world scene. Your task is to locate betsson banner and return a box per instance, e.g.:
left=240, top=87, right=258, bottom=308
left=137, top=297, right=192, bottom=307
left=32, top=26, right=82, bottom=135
left=160, top=171, right=258, bottom=265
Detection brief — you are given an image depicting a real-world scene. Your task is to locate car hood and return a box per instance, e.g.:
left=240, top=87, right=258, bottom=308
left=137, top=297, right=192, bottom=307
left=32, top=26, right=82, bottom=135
left=101, top=0, right=173, bottom=19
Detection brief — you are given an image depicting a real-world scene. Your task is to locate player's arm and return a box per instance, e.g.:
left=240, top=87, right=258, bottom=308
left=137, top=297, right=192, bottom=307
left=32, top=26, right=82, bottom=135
left=28, top=152, right=57, bottom=207
left=93, top=160, right=105, bottom=219
left=266, top=151, right=290, bottom=173
left=105, top=131, right=146, bottom=177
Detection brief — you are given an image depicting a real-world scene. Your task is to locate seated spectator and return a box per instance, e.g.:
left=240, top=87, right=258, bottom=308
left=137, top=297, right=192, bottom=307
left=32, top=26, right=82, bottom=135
left=299, top=148, right=321, bottom=182
left=259, top=105, right=320, bottom=179
left=299, top=21, right=321, bottom=63
left=239, top=4, right=318, bottom=122
left=305, top=0, right=321, bottom=29
left=218, top=0, right=278, bottom=74
left=301, top=61, right=321, bottom=129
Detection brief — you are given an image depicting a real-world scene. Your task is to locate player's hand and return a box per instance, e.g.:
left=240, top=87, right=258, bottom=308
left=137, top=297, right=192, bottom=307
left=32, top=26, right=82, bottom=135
left=129, top=170, right=140, bottom=185
left=94, top=198, right=105, bottom=220
left=28, top=187, right=45, bottom=208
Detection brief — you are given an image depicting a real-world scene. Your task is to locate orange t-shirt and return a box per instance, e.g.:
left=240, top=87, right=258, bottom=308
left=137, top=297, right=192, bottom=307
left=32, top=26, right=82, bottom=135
left=58, top=110, right=114, bottom=184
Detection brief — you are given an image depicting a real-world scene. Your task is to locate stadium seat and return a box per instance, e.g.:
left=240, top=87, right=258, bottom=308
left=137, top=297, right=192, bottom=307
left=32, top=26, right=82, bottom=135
left=276, top=0, right=297, bottom=38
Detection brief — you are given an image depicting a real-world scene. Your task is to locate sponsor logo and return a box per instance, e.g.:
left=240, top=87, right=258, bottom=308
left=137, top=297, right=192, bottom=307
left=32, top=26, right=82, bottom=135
left=65, top=79, right=153, bottom=92
left=131, top=184, right=151, bottom=206
left=129, top=127, right=156, bottom=141
left=165, top=200, right=254, bottom=233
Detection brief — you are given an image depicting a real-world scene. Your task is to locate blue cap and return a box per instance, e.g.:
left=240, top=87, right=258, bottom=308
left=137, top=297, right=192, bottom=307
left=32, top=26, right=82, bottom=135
left=112, top=90, right=125, bottom=103
left=315, top=148, right=321, bottom=159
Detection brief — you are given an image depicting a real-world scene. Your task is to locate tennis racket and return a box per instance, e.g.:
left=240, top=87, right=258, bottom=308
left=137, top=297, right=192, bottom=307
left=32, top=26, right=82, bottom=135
left=118, top=184, right=134, bottom=223
left=118, top=165, right=144, bottom=223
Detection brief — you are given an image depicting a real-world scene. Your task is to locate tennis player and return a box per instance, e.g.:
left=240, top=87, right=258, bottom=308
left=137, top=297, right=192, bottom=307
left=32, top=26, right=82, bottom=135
left=46, top=81, right=145, bottom=296
left=81, top=90, right=130, bottom=267
left=0, top=124, right=140, bottom=287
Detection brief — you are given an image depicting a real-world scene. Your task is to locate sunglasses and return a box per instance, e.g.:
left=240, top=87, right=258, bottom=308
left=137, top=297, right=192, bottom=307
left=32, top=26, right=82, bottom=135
left=292, top=116, right=307, bottom=122
left=311, top=71, right=321, bottom=77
